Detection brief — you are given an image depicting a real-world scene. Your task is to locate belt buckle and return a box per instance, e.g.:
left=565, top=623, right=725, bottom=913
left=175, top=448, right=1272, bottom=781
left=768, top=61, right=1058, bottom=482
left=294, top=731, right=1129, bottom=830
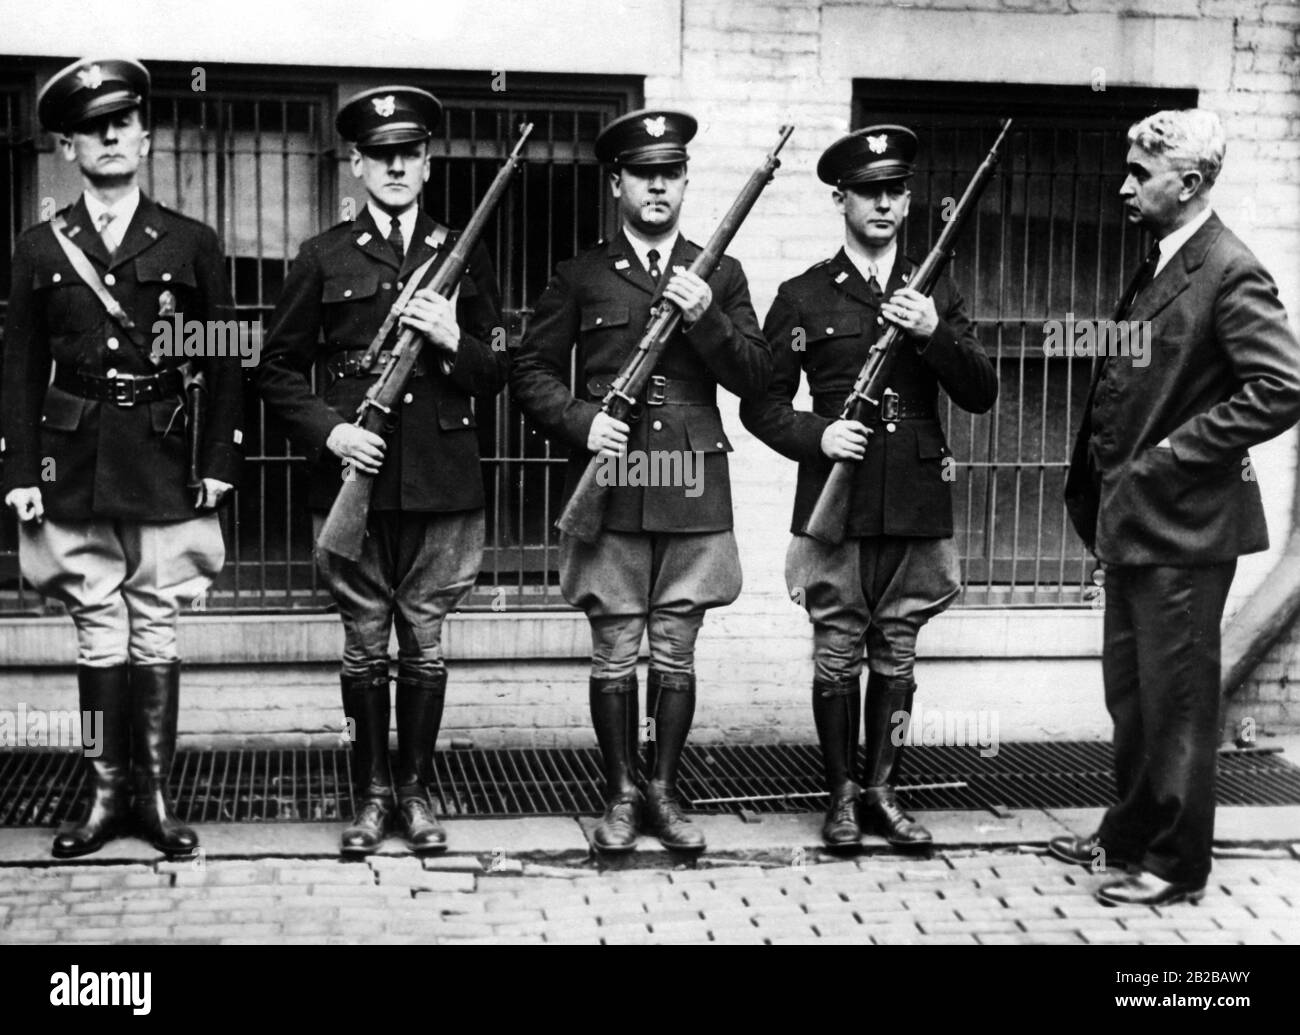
left=112, top=377, right=137, bottom=407
left=881, top=388, right=900, bottom=422
left=646, top=375, right=667, bottom=407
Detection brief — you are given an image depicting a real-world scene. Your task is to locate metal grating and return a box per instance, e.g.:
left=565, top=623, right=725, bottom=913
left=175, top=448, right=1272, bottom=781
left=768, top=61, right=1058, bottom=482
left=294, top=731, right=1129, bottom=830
left=4, top=742, right=1300, bottom=827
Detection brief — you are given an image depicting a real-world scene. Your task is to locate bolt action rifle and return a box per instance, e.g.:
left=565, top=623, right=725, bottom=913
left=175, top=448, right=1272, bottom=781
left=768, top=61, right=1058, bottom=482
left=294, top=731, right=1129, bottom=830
left=316, top=122, right=534, bottom=561
left=556, top=124, right=796, bottom=543
left=802, top=118, right=1013, bottom=546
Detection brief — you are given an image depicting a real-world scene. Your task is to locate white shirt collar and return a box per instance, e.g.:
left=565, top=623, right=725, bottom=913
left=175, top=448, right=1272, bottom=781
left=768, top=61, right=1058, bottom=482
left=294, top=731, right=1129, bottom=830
left=1155, top=205, right=1212, bottom=277
left=622, top=224, right=679, bottom=275
left=367, top=201, right=419, bottom=254
left=83, top=187, right=141, bottom=249
left=843, top=238, right=896, bottom=288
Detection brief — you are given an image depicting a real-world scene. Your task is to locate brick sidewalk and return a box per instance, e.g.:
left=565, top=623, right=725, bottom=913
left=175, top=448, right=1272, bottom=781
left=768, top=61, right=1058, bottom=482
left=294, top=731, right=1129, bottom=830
left=3, top=849, right=1297, bottom=945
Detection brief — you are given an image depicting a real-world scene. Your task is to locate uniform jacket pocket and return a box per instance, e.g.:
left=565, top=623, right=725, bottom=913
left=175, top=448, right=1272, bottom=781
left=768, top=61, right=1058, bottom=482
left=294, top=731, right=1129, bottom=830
left=40, top=383, right=90, bottom=432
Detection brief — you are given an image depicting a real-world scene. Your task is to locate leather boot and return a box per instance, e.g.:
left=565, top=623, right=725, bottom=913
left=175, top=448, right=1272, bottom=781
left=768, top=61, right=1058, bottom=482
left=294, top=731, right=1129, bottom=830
left=129, top=661, right=199, bottom=858
left=861, top=672, right=932, bottom=848
left=812, top=675, right=862, bottom=848
left=590, top=673, right=642, bottom=853
left=394, top=665, right=448, bottom=853
left=340, top=664, right=395, bottom=856
left=642, top=669, right=704, bottom=853
left=53, top=665, right=132, bottom=859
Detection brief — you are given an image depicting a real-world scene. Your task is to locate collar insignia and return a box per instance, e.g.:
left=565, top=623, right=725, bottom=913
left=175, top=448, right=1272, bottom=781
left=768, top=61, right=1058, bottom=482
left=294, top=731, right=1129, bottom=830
left=834, top=270, right=849, bottom=284
left=356, top=231, right=373, bottom=246
left=614, top=258, right=631, bottom=270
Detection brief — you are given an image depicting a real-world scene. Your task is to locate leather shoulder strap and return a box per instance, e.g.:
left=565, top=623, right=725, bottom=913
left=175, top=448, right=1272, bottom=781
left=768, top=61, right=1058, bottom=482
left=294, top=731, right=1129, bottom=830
left=49, top=216, right=151, bottom=357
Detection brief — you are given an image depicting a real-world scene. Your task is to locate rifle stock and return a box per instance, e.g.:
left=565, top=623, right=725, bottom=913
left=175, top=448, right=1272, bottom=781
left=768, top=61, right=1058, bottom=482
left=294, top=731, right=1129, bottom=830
left=316, top=122, right=534, bottom=561
left=556, top=124, right=795, bottom=543
left=801, top=118, right=1013, bottom=546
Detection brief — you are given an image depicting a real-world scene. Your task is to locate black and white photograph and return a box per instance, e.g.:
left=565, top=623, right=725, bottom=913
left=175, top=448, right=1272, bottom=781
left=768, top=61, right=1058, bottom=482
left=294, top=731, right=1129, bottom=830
left=0, top=0, right=1296, bottom=1011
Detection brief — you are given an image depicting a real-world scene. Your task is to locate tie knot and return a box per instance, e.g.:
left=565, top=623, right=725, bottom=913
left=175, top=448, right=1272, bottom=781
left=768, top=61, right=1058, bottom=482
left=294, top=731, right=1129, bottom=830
left=97, top=211, right=115, bottom=232
left=647, top=248, right=660, bottom=264
left=391, top=217, right=401, bottom=231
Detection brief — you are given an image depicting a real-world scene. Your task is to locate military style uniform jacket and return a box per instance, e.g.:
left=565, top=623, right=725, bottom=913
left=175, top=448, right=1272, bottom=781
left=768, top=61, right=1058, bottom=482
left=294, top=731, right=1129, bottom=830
left=256, top=207, right=505, bottom=513
left=1, top=194, right=244, bottom=522
left=1064, top=214, right=1300, bottom=565
left=510, top=230, right=769, bottom=533
left=740, top=248, right=997, bottom=537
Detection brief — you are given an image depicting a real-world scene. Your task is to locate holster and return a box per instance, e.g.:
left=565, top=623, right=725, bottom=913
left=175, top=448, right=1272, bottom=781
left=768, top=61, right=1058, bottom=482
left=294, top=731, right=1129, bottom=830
left=183, top=364, right=207, bottom=491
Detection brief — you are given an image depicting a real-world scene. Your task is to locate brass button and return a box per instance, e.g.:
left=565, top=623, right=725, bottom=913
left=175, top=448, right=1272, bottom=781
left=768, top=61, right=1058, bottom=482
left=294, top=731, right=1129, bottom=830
left=403, top=393, right=413, bottom=404
left=343, top=288, right=353, bottom=298
left=886, top=422, right=897, bottom=433
left=381, top=282, right=392, bottom=290
left=52, top=272, right=62, bottom=283
left=877, top=316, right=885, bottom=325
left=595, top=317, right=603, bottom=325
left=397, top=280, right=404, bottom=290
left=462, top=417, right=470, bottom=425
left=716, top=441, right=724, bottom=449
left=652, top=420, right=663, bottom=431
left=104, top=273, right=116, bottom=286
left=106, top=368, right=118, bottom=378
left=162, top=272, right=172, bottom=282
left=107, top=338, right=119, bottom=351
left=825, top=326, right=834, bottom=334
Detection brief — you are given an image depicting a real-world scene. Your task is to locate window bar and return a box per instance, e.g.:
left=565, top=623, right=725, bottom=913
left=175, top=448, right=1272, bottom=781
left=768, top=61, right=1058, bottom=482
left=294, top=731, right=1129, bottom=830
left=1058, top=127, right=1084, bottom=601
left=1035, top=126, right=1057, bottom=602
left=962, top=121, right=979, bottom=603
left=984, top=123, right=1009, bottom=602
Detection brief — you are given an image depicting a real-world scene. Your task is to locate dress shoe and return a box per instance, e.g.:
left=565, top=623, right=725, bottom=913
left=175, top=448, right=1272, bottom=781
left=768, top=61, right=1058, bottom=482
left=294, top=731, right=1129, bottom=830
left=822, top=783, right=863, bottom=848
left=643, top=779, right=705, bottom=852
left=1097, top=870, right=1207, bottom=907
left=593, top=788, right=642, bottom=854
left=53, top=665, right=132, bottom=859
left=397, top=795, right=447, bottom=853
left=1048, top=833, right=1134, bottom=871
left=341, top=794, right=393, bottom=856
left=861, top=786, right=932, bottom=847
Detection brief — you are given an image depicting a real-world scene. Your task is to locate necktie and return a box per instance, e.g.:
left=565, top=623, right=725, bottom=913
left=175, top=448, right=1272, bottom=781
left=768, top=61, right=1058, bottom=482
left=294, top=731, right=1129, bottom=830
left=866, top=262, right=883, bottom=303
left=647, top=248, right=662, bottom=283
left=387, top=216, right=405, bottom=266
left=1117, top=243, right=1161, bottom=319
left=97, top=211, right=117, bottom=260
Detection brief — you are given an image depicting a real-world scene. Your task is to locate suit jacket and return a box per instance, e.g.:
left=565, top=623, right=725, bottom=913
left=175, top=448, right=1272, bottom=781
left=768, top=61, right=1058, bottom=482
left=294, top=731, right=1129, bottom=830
left=1, top=194, right=243, bottom=521
left=740, top=248, right=997, bottom=537
left=509, top=230, right=769, bottom=533
left=1064, top=212, right=1300, bottom=565
left=256, top=207, right=505, bottom=513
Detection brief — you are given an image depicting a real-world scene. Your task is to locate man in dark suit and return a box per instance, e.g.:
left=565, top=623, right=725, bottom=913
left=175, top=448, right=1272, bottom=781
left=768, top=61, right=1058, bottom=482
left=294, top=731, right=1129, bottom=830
left=511, top=109, right=769, bottom=854
left=2, top=58, right=244, bottom=859
left=741, top=125, right=997, bottom=850
left=1058, top=109, right=1300, bottom=905
left=256, top=87, right=506, bottom=855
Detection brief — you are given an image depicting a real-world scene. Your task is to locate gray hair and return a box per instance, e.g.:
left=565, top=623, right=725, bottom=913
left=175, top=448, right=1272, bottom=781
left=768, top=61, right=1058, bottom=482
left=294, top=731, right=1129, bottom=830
left=1127, top=109, right=1226, bottom=189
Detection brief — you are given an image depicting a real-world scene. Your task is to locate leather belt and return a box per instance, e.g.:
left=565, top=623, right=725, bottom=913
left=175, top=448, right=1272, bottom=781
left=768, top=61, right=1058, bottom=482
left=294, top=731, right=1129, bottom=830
left=872, top=399, right=936, bottom=421
left=328, top=348, right=426, bottom=379
left=588, top=374, right=715, bottom=407
left=53, top=366, right=184, bottom=407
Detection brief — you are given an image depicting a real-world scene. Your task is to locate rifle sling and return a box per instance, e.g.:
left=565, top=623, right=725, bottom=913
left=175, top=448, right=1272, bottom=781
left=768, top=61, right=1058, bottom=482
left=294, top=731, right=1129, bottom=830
left=357, top=223, right=451, bottom=371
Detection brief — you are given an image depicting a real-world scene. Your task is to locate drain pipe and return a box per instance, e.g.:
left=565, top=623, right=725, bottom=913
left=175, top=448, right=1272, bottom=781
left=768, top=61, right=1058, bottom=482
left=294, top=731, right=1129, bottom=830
left=1221, top=452, right=1300, bottom=695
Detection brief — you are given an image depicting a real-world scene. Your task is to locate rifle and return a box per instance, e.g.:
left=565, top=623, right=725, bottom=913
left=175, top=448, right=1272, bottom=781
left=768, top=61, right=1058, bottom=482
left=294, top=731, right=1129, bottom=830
left=556, top=124, right=796, bottom=543
left=802, top=118, right=1013, bottom=546
left=316, top=122, right=534, bottom=561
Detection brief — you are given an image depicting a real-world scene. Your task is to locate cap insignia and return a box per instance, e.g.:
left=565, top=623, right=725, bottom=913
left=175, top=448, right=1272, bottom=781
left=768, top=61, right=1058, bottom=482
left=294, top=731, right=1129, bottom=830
left=372, top=95, right=397, bottom=118
left=75, top=65, right=104, bottom=92
left=867, top=134, right=888, bottom=155
left=643, top=116, right=666, bottom=138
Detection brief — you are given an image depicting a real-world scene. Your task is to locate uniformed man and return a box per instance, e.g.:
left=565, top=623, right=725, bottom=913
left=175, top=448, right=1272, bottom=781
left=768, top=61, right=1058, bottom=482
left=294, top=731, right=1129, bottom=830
left=511, top=109, right=770, bottom=854
left=740, top=125, right=998, bottom=850
left=256, top=87, right=505, bottom=856
left=1, top=58, right=244, bottom=858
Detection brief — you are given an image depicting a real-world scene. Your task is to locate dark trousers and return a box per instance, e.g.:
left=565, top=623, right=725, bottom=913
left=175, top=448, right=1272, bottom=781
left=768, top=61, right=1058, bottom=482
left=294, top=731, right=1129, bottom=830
left=1097, top=561, right=1236, bottom=885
